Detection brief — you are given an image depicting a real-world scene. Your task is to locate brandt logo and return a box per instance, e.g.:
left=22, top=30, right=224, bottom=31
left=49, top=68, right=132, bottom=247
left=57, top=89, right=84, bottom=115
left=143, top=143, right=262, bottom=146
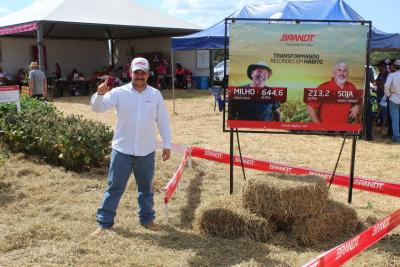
left=280, top=34, right=316, bottom=42
left=269, top=164, right=292, bottom=173
left=335, top=236, right=360, bottom=260
left=353, top=179, right=384, bottom=189
left=234, top=157, right=255, bottom=166
left=204, top=150, right=223, bottom=159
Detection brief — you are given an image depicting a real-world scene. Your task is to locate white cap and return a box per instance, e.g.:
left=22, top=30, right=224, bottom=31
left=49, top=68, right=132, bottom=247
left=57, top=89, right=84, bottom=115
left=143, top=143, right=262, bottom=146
left=131, top=57, right=150, bottom=72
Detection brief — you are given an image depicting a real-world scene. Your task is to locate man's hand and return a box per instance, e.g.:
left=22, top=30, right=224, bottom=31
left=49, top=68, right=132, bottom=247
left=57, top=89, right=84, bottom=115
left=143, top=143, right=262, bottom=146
left=162, top=149, right=171, bottom=161
left=349, top=104, right=360, bottom=119
left=97, top=77, right=110, bottom=95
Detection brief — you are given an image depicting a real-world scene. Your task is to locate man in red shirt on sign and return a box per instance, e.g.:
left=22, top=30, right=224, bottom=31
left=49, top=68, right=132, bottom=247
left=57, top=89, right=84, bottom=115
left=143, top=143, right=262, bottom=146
left=307, top=61, right=360, bottom=123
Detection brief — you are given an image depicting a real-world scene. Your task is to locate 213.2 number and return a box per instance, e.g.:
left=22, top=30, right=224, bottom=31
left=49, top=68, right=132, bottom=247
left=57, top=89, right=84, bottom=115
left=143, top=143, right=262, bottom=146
left=307, top=89, right=330, bottom=97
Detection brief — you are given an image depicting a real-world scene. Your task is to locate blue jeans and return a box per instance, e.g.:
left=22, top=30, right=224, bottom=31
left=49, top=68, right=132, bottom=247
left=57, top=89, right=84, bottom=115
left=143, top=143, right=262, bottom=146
left=96, top=149, right=156, bottom=228
left=389, top=101, right=400, bottom=141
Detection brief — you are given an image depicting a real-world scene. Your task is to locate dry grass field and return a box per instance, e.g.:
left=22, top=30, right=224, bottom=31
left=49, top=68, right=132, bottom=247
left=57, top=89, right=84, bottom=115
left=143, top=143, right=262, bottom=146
left=0, top=89, right=399, bottom=266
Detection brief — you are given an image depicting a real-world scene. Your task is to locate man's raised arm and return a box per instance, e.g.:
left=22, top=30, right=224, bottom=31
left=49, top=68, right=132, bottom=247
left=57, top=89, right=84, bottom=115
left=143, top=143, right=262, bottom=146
left=90, top=78, right=113, bottom=112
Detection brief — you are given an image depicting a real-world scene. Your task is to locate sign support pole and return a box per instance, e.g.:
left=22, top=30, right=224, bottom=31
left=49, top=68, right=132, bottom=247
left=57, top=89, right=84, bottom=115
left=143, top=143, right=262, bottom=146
left=170, top=49, right=176, bottom=114
left=36, top=23, right=44, bottom=72
left=328, top=134, right=347, bottom=189
left=348, top=135, right=357, bottom=203
left=236, top=128, right=246, bottom=181
left=229, top=128, right=234, bottom=194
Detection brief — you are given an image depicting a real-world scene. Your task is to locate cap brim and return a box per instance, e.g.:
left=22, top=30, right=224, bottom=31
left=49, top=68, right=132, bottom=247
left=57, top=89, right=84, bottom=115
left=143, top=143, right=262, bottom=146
left=131, top=67, right=148, bottom=72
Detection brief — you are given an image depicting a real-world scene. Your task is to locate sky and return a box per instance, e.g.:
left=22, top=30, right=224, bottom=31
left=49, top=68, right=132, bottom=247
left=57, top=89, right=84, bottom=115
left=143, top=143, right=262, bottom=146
left=0, top=0, right=398, bottom=33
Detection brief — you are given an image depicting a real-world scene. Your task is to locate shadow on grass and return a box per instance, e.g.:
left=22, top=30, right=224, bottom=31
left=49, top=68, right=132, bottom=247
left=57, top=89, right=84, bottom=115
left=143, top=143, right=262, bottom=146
left=374, top=233, right=400, bottom=257
left=0, top=181, right=17, bottom=206
left=17, top=152, right=110, bottom=180
left=180, top=161, right=205, bottom=229
left=114, top=225, right=288, bottom=267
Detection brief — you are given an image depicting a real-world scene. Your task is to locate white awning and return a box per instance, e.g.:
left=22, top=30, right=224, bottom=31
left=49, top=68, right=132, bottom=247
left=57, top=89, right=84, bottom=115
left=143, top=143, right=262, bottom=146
left=0, top=0, right=201, bottom=39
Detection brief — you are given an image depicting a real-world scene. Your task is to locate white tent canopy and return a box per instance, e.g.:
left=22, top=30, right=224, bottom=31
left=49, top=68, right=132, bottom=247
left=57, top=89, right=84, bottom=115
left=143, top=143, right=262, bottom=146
left=0, top=0, right=200, bottom=39
left=0, top=0, right=200, bottom=72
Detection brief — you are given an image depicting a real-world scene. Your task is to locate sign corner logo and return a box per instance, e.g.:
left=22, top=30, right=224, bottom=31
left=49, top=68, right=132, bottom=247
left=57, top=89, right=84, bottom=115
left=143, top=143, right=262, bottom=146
left=280, top=33, right=317, bottom=42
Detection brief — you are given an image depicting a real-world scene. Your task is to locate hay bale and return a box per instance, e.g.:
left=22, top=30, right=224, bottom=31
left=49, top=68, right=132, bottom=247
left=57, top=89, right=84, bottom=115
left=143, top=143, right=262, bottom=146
left=242, top=174, right=328, bottom=224
left=292, top=200, right=362, bottom=246
left=193, top=195, right=276, bottom=242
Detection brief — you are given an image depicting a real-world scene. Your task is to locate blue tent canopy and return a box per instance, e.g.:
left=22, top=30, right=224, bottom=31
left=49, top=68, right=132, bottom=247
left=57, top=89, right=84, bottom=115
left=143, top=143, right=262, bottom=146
left=172, top=0, right=400, bottom=51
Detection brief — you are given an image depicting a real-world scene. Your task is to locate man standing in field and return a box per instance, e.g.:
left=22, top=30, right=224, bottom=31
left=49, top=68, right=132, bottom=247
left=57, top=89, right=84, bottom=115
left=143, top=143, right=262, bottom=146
left=307, top=61, right=360, bottom=124
left=90, top=57, right=172, bottom=234
left=28, top=61, right=47, bottom=98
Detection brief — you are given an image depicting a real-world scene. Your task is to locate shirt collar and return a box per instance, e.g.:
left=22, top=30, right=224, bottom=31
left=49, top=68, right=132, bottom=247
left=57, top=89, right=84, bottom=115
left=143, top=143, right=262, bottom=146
left=129, top=82, right=148, bottom=94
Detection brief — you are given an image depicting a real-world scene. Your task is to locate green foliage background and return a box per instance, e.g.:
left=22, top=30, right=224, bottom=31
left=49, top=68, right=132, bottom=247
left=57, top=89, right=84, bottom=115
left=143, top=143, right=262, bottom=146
left=0, top=96, right=113, bottom=171
left=370, top=51, right=400, bottom=66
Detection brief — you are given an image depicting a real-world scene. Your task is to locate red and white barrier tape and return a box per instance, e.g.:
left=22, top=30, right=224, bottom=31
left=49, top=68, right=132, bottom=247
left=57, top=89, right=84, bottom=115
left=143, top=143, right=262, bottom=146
left=161, top=145, right=400, bottom=264
left=164, top=148, right=191, bottom=205
left=190, top=146, right=400, bottom=198
left=163, top=147, right=191, bottom=223
left=302, top=208, right=400, bottom=267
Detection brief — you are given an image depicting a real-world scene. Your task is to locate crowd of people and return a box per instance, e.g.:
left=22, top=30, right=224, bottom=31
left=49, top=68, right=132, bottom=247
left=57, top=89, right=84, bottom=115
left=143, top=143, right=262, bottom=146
left=1, top=54, right=197, bottom=100
left=375, top=58, right=400, bottom=143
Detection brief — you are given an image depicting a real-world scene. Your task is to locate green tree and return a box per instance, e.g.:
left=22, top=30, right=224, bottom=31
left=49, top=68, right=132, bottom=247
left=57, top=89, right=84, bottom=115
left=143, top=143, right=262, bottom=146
left=370, top=51, right=400, bottom=66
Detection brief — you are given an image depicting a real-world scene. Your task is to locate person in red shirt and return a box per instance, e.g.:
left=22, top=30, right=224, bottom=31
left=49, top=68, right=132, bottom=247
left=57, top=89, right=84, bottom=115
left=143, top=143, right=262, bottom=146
left=307, top=61, right=360, bottom=123
left=156, top=62, right=167, bottom=89
left=175, top=63, right=185, bottom=88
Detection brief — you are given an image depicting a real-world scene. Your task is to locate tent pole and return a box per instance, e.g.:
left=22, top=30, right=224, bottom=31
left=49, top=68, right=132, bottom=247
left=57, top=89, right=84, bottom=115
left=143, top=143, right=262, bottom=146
left=111, top=39, right=115, bottom=69
left=171, top=48, right=176, bottom=114
left=36, top=23, right=44, bottom=72
left=209, top=49, right=213, bottom=88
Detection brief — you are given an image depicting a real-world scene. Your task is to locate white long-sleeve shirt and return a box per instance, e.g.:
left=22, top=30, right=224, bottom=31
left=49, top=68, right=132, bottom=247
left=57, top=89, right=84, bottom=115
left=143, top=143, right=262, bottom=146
left=384, top=70, right=400, bottom=104
left=90, top=83, right=171, bottom=156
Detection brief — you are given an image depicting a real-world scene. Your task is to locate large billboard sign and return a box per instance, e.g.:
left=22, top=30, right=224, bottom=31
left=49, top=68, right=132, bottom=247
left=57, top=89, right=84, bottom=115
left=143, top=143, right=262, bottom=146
left=226, top=22, right=368, bottom=132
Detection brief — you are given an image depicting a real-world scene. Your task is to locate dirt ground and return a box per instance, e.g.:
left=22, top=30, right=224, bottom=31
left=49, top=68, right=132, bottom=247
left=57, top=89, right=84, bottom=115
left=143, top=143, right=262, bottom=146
left=0, top=90, right=399, bottom=266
